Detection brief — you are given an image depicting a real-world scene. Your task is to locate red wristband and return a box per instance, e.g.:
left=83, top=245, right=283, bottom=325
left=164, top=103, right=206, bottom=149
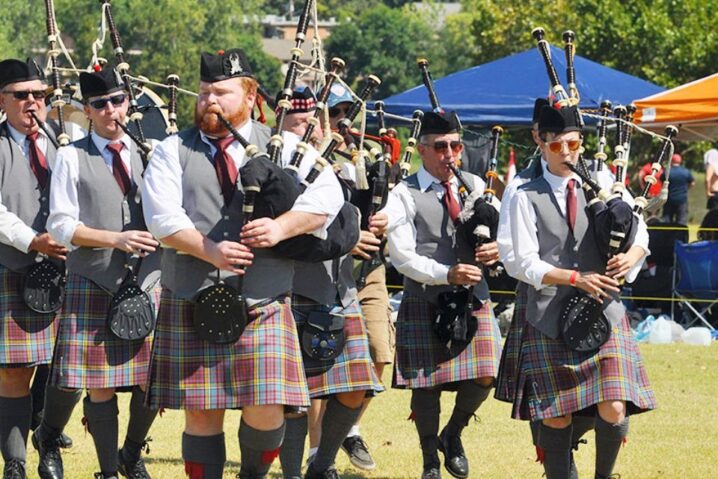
left=569, top=270, right=579, bottom=286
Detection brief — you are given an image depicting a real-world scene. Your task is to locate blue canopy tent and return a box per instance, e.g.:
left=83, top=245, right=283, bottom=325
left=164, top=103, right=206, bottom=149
left=380, top=46, right=664, bottom=126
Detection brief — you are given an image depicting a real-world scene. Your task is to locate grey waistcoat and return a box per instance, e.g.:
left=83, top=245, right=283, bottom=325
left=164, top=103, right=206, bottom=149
left=0, top=121, right=57, bottom=272
left=520, top=176, right=624, bottom=339
left=65, top=136, right=160, bottom=293
left=159, top=123, right=293, bottom=302
left=402, top=172, right=490, bottom=304
left=293, top=255, right=357, bottom=307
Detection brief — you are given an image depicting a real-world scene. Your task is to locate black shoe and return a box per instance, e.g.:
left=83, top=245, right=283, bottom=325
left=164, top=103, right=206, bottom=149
left=117, top=448, right=151, bottom=479
left=341, top=435, right=376, bottom=471
left=304, top=464, right=340, bottom=479
left=421, top=465, right=441, bottom=479
left=438, top=429, right=469, bottom=479
left=94, top=473, right=119, bottom=479
left=31, top=429, right=63, bottom=479
left=2, top=459, right=26, bottom=479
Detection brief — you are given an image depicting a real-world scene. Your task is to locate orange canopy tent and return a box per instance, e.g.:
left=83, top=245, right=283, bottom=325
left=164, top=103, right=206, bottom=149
left=635, top=73, right=718, bottom=141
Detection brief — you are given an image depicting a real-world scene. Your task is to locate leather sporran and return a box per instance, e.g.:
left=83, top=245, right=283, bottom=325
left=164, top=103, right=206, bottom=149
left=107, top=269, right=156, bottom=341
left=434, top=290, right=477, bottom=346
left=560, top=292, right=611, bottom=352
left=193, top=281, right=248, bottom=345
left=23, top=259, right=65, bottom=313
left=300, top=310, right=346, bottom=362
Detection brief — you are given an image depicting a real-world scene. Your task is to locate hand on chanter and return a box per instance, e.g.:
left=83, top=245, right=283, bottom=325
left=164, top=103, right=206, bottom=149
left=367, top=212, right=389, bottom=237
left=573, top=271, right=620, bottom=303
left=448, top=263, right=483, bottom=286
left=352, top=231, right=381, bottom=260
left=240, top=217, right=284, bottom=248
left=475, top=241, right=499, bottom=266
left=208, top=240, right=253, bottom=274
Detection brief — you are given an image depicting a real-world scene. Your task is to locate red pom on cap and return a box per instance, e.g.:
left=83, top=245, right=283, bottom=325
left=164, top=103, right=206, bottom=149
left=93, top=63, right=102, bottom=72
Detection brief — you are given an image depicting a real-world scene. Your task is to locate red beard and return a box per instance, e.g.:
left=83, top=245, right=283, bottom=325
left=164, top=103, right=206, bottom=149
left=195, top=103, right=251, bottom=137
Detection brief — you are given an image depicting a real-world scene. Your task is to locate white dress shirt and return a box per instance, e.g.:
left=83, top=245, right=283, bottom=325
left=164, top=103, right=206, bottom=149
left=508, top=163, right=650, bottom=291
left=47, top=132, right=134, bottom=250
left=386, top=166, right=486, bottom=286
left=0, top=124, right=52, bottom=253
left=142, top=123, right=342, bottom=241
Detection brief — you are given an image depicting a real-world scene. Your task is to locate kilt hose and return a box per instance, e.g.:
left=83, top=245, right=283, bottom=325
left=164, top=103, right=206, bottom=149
left=291, top=295, right=384, bottom=399
left=510, top=315, right=657, bottom=421
left=494, top=285, right=528, bottom=403
left=50, top=273, right=158, bottom=389
left=145, top=290, right=309, bottom=410
left=0, top=265, right=58, bottom=367
left=392, top=293, right=502, bottom=390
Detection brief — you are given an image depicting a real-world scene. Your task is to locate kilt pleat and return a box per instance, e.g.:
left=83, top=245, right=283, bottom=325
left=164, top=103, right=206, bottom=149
left=392, top=293, right=502, bottom=390
left=494, top=286, right=527, bottom=402
left=291, top=296, right=383, bottom=398
left=50, top=274, right=157, bottom=389
left=0, top=265, right=58, bottom=367
left=145, top=290, right=309, bottom=410
left=510, top=315, right=657, bottom=421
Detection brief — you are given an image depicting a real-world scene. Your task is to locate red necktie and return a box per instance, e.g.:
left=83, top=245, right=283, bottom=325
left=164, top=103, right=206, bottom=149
left=26, top=132, right=49, bottom=190
left=442, top=181, right=461, bottom=222
left=566, top=178, right=577, bottom=232
left=212, top=136, right=239, bottom=206
left=107, top=143, right=132, bottom=196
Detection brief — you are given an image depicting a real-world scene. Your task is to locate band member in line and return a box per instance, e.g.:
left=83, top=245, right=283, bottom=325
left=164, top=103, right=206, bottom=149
left=36, top=68, right=161, bottom=479
left=0, top=57, right=69, bottom=479
left=500, top=104, right=655, bottom=479
left=141, top=49, right=341, bottom=479
left=386, top=112, right=502, bottom=479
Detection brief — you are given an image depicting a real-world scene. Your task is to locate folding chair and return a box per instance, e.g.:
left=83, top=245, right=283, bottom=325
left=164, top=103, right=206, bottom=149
left=671, top=240, right=718, bottom=330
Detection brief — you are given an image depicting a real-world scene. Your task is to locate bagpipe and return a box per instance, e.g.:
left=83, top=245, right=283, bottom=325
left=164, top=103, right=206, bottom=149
left=531, top=28, right=679, bottom=352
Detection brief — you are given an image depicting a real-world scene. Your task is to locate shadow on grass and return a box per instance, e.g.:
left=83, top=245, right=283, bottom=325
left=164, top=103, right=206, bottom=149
left=143, top=456, right=241, bottom=468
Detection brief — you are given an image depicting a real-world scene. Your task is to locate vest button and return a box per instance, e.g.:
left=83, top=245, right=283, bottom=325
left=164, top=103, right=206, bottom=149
left=40, top=197, right=46, bottom=202
left=224, top=215, right=230, bottom=220
left=223, top=232, right=229, bottom=238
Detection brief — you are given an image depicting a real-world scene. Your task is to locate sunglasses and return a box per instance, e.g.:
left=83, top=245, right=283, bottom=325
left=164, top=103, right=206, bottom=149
left=328, top=106, right=350, bottom=117
left=88, top=94, right=127, bottom=110
left=2, top=90, right=47, bottom=100
left=544, top=139, right=582, bottom=154
left=422, top=140, right=463, bottom=154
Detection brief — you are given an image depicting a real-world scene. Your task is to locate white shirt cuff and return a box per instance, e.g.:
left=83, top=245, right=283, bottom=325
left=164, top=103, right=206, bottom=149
left=531, top=262, right=557, bottom=290
left=150, top=215, right=197, bottom=241
left=14, top=226, right=38, bottom=254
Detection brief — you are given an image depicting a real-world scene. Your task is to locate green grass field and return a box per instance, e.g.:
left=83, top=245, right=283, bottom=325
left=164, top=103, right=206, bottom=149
left=19, top=343, right=717, bottom=478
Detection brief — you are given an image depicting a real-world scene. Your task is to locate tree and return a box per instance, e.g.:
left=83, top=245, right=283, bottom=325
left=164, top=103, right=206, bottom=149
left=325, top=4, right=444, bottom=99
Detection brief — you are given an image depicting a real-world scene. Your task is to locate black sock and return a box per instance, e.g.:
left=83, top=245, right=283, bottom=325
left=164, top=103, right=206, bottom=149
left=38, top=385, right=81, bottom=440
left=594, top=415, right=629, bottom=479
left=182, top=432, right=225, bottom=479
left=279, top=416, right=307, bottom=479
left=312, top=397, right=362, bottom=473
left=121, top=387, right=158, bottom=462
left=83, top=395, right=119, bottom=476
left=0, top=395, right=31, bottom=462
left=444, top=380, right=492, bottom=437
left=238, top=419, right=285, bottom=478
left=31, top=365, right=50, bottom=429
left=538, top=422, right=573, bottom=479
left=411, top=388, right=442, bottom=468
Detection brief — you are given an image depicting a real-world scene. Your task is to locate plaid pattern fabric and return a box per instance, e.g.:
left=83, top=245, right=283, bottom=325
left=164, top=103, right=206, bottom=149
left=146, top=290, right=309, bottom=410
left=50, top=274, right=157, bottom=389
left=0, top=265, right=58, bottom=367
left=510, top=315, right=657, bottom=421
left=392, top=293, right=502, bottom=390
left=291, top=295, right=383, bottom=398
left=494, top=286, right=527, bottom=402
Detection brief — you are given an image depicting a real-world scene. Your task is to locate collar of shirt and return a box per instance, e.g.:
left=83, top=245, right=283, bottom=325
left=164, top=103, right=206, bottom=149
left=200, top=119, right=253, bottom=169
left=7, top=121, right=48, bottom=158
left=543, top=162, right=581, bottom=193
left=92, top=131, right=133, bottom=171
left=416, top=165, right=458, bottom=194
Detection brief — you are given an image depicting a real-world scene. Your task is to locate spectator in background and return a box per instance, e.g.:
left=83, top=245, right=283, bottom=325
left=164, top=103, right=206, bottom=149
left=638, top=160, right=664, bottom=197
left=661, top=153, right=695, bottom=225
left=704, top=146, right=718, bottom=209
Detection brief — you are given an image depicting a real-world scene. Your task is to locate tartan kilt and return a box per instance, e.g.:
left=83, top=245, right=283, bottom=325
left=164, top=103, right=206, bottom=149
left=291, top=295, right=384, bottom=398
left=146, top=290, right=309, bottom=410
left=50, top=274, right=157, bottom=389
left=392, top=293, right=502, bottom=390
left=510, top=315, right=657, bottom=421
left=0, top=265, right=59, bottom=367
left=494, top=286, right=527, bottom=402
